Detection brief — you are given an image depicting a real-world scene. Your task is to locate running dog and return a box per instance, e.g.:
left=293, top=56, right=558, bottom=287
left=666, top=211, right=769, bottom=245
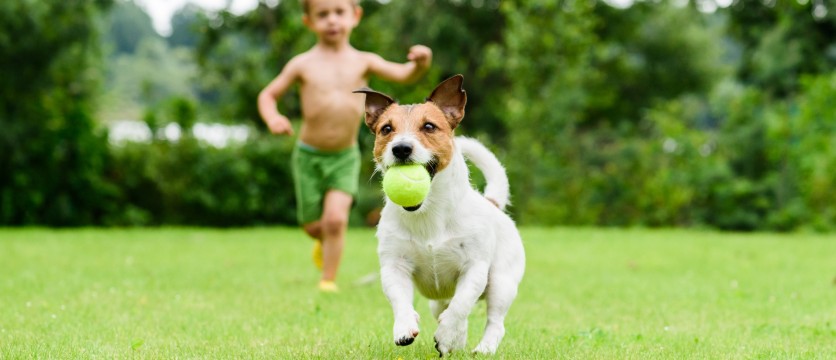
left=354, top=75, right=525, bottom=356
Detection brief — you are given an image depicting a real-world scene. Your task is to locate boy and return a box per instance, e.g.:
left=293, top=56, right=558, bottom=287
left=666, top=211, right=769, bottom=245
left=257, top=0, right=432, bottom=292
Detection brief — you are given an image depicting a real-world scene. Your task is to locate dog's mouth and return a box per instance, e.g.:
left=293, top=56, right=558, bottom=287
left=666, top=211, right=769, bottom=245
left=424, top=158, right=439, bottom=179
left=391, top=158, right=438, bottom=179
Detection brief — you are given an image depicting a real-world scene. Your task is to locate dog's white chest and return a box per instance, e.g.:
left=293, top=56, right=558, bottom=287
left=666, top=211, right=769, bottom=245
left=407, top=236, right=467, bottom=300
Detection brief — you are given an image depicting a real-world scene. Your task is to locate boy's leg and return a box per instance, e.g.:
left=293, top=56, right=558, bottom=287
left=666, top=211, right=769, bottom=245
left=320, top=189, right=353, bottom=283
left=303, top=222, right=322, bottom=240
left=302, top=222, right=324, bottom=270
left=293, top=144, right=325, bottom=267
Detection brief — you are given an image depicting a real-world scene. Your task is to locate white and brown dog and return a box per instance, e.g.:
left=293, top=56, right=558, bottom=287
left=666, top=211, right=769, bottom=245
left=354, top=75, right=525, bottom=356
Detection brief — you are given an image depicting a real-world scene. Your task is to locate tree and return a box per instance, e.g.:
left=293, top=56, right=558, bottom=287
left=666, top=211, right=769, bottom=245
left=483, top=0, right=599, bottom=223
left=724, top=1, right=836, bottom=96
left=194, top=1, right=309, bottom=127
left=169, top=3, right=205, bottom=48
left=194, top=0, right=507, bottom=136
left=104, top=0, right=160, bottom=55
left=586, top=3, right=727, bottom=126
left=0, top=0, right=116, bottom=225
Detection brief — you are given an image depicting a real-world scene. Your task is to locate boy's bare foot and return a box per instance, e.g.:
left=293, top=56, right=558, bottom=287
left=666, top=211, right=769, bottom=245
left=312, top=240, right=323, bottom=270
left=318, top=280, right=339, bottom=293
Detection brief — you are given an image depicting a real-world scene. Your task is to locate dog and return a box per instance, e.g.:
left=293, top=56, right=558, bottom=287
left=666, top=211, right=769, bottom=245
left=353, top=75, right=525, bottom=356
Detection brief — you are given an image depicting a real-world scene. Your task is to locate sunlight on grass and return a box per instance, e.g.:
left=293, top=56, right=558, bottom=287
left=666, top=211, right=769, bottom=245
left=1, top=227, right=834, bottom=358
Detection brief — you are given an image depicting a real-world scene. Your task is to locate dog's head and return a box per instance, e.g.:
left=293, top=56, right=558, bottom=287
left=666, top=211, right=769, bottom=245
left=353, top=75, right=467, bottom=183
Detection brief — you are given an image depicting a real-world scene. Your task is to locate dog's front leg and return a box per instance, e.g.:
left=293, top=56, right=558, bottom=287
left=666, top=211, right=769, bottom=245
left=380, top=259, right=420, bottom=346
left=434, top=261, right=490, bottom=356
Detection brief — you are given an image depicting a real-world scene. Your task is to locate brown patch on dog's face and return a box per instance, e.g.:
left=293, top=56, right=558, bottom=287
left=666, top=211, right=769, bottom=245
left=368, top=105, right=403, bottom=165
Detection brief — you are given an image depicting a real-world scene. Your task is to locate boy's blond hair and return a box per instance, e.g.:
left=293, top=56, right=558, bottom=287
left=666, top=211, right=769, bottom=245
left=301, top=0, right=360, bottom=13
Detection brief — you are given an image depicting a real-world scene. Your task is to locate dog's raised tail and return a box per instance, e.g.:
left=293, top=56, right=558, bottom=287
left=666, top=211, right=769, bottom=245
left=456, top=137, right=510, bottom=210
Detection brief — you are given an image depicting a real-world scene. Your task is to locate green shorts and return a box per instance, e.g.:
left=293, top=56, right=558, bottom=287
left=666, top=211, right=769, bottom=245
left=291, top=141, right=361, bottom=225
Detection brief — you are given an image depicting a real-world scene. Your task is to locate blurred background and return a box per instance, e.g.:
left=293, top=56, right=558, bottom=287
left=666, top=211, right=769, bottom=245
left=1, top=0, right=834, bottom=231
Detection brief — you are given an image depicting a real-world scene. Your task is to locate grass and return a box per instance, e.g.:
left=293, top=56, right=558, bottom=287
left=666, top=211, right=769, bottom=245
left=1, top=227, right=835, bottom=359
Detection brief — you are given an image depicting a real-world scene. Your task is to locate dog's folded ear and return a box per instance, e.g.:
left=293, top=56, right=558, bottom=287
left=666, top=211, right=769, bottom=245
left=426, top=74, right=467, bottom=129
left=353, top=88, right=396, bottom=132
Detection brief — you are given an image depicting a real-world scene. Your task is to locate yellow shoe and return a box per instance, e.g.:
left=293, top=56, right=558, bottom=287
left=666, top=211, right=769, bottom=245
left=318, top=280, right=339, bottom=293
left=312, top=240, right=323, bottom=270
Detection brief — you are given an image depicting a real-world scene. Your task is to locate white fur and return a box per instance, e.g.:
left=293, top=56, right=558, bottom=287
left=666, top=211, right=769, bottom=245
left=381, top=132, right=434, bottom=168
left=376, top=136, right=525, bottom=356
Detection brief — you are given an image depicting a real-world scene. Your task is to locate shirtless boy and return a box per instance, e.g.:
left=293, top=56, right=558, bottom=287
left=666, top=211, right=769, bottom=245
left=257, top=0, right=432, bottom=292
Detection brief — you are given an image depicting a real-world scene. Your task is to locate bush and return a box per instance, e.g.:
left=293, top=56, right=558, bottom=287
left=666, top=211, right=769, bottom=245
left=106, top=130, right=383, bottom=227
left=107, top=133, right=297, bottom=226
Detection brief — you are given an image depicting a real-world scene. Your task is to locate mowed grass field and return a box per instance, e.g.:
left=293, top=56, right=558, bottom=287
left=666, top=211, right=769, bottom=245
left=1, top=227, right=835, bottom=359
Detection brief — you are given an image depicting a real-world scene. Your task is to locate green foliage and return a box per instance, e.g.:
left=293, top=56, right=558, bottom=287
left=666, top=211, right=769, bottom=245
left=195, top=1, right=309, bottom=128
left=772, top=73, right=836, bottom=230
left=168, top=3, right=205, bottom=48
left=726, top=1, right=836, bottom=96
left=3, top=0, right=836, bottom=230
left=100, top=0, right=199, bottom=122
left=684, top=71, right=836, bottom=232
left=124, top=0, right=836, bottom=231
left=106, top=134, right=297, bottom=226
left=484, top=1, right=836, bottom=231
left=354, top=0, right=507, bottom=138
left=0, top=0, right=116, bottom=226
left=103, top=0, right=160, bottom=54
left=588, top=3, right=728, bottom=125
left=487, top=0, right=597, bottom=223
left=487, top=2, right=727, bottom=225
left=101, top=38, right=198, bottom=121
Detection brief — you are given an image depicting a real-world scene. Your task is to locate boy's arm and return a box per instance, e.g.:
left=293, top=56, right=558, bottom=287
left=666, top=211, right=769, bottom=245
left=257, top=58, right=300, bottom=136
left=367, top=45, right=432, bottom=84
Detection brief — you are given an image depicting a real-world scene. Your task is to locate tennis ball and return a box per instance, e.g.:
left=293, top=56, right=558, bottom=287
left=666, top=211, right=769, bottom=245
left=382, top=164, right=431, bottom=207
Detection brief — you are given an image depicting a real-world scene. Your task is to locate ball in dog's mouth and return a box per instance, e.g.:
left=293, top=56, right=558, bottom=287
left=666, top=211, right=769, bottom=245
left=384, top=157, right=438, bottom=212
left=383, top=163, right=432, bottom=210
left=392, top=159, right=438, bottom=179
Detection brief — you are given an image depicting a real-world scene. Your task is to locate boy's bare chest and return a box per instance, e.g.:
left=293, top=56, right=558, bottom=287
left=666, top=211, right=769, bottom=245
left=300, top=60, right=367, bottom=91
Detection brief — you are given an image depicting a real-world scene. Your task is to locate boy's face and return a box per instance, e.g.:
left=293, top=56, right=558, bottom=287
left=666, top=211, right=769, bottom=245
left=303, top=0, right=362, bottom=45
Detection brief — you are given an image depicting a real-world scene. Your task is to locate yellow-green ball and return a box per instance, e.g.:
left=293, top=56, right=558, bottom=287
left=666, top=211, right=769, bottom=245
left=382, top=164, right=431, bottom=207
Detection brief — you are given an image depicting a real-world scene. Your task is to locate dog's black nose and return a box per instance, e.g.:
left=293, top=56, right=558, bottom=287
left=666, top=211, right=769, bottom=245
left=392, top=143, right=413, bottom=160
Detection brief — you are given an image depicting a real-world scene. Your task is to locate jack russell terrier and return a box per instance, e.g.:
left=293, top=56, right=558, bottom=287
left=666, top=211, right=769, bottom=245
left=354, top=75, right=525, bottom=356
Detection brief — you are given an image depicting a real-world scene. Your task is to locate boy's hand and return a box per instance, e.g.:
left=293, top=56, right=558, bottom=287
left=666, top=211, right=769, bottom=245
left=266, top=115, right=295, bottom=136
left=407, top=45, right=432, bottom=69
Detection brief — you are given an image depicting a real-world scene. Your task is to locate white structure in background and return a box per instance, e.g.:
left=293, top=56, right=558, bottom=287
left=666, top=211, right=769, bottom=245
left=193, top=122, right=250, bottom=147
left=108, top=119, right=153, bottom=144
left=108, top=119, right=250, bottom=148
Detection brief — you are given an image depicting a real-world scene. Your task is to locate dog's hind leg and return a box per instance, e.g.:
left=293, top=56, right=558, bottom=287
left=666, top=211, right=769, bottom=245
left=472, top=274, right=519, bottom=354
left=429, top=299, right=450, bottom=321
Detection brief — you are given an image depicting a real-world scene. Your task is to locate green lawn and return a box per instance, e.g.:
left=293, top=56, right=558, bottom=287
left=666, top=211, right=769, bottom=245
left=1, top=227, right=834, bottom=359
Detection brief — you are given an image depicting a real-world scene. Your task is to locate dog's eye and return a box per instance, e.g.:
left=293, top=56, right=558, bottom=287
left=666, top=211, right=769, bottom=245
left=380, top=125, right=392, bottom=135
left=422, top=123, right=436, bottom=132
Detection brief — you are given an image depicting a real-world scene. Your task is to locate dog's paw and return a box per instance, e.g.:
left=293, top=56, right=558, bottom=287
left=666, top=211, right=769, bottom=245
left=472, top=322, right=505, bottom=354
left=393, top=311, right=420, bottom=346
left=433, top=314, right=467, bottom=356
left=472, top=341, right=498, bottom=355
